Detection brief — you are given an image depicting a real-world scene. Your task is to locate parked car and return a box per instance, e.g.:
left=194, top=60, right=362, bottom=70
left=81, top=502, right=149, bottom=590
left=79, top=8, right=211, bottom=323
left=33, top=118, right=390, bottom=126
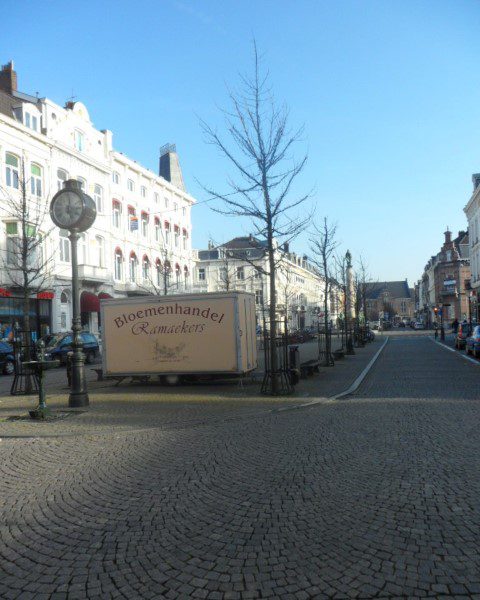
left=465, top=325, right=480, bottom=357
left=0, top=341, right=15, bottom=374
left=455, top=322, right=475, bottom=350
left=43, top=332, right=100, bottom=365
left=413, top=322, right=425, bottom=330
left=398, top=321, right=406, bottom=328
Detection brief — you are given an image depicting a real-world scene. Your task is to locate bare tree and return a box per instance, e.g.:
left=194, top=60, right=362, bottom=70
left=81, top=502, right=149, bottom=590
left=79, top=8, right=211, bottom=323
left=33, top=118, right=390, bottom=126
left=0, top=159, right=53, bottom=354
left=201, top=44, right=310, bottom=394
left=309, top=217, right=339, bottom=365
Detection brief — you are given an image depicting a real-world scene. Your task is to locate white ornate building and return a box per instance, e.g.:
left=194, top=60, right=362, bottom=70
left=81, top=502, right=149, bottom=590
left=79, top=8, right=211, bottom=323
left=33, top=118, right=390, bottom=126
left=194, top=236, right=343, bottom=330
left=0, top=61, right=195, bottom=337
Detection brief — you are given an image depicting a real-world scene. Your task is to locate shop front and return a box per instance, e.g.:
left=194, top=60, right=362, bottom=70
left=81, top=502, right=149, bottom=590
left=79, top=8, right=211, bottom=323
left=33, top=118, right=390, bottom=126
left=0, top=288, right=53, bottom=340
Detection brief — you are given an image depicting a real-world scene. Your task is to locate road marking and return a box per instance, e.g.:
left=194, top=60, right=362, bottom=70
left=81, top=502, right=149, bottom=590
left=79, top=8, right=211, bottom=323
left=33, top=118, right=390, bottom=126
left=274, top=337, right=389, bottom=412
left=332, top=336, right=389, bottom=400
left=430, top=337, right=480, bottom=366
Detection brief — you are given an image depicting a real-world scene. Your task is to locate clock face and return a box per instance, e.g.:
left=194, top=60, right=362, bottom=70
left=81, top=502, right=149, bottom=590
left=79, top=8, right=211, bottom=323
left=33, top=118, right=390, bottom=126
left=52, top=191, right=84, bottom=227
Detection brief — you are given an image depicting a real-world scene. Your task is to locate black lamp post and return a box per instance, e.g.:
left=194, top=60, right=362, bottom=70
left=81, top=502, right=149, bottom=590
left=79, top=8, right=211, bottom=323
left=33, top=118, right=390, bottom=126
left=50, top=180, right=97, bottom=407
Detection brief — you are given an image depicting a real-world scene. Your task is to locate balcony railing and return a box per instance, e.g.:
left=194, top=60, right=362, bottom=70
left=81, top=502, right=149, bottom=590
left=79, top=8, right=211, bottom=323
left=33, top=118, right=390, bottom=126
left=78, top=264, right=109, bottom=283
left=439, top=286, right=458, bottom=297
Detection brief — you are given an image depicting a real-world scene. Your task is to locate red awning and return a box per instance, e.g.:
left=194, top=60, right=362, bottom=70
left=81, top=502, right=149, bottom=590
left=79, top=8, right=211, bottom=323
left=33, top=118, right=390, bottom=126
left=98, top=292, right=112, bottom=300
left=81, top=291, right=100, bottom=312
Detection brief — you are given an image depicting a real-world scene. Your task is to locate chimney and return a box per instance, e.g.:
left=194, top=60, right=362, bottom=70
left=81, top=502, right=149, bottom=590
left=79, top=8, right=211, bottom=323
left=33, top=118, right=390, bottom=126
left=0, top=61, right=17, bottom=94
left=249, top=233, right=254, bottom=243
left=159, top=143, right=186, bottom=192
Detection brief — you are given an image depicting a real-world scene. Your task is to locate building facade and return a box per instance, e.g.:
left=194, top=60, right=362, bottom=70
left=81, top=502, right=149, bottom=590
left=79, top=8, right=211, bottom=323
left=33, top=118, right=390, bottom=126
left=194, top=236, right=343, bottom=330
left=417, top=229, right=470, bottom=325
left=0, top=61, right=195, bottom=337
left=464, top=174, right=480, bottom=321
left=365, top=280, right=415, bottom=324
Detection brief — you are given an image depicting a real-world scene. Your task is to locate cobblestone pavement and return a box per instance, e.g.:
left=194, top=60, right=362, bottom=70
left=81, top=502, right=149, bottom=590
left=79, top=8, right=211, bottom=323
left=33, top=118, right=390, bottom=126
left=2, top=335, right=480, bottom=598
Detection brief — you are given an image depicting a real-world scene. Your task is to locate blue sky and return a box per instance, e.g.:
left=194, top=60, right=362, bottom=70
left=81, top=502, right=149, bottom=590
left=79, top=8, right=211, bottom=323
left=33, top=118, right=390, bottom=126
left=3, top=0, right=480, bottom=284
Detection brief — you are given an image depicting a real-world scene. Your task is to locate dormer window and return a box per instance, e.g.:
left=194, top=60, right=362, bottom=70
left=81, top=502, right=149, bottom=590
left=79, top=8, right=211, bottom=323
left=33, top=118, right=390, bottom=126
left=74, top=130, right=84, bottom=152
left=24, top=112, right=38, bottom=131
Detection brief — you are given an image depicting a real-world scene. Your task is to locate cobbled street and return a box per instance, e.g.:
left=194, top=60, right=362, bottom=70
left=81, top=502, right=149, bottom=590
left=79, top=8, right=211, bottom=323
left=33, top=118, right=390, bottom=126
left=2, top=334, right=480, bottom=599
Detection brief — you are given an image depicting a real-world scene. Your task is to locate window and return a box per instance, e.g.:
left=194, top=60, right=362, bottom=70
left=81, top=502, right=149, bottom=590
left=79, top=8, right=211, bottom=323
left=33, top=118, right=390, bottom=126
left=129, top=253, right=138, bottom=282
left=184, top=266, right=189, bottom=286
left=114, top=249, right=123, bottom=280
left=142, top=256, right=150, bottom=280
left=156, top=259, right=162, bottom=286
left=74, top=130, right=84, bottom=151
left=182, top=229, right=188, bottom=250
left=79, top=233, right=87, bottom=264
left=174, top=226, right=180, bottom=248
left=76, top=177, right=86, bottom=191
left=141, top=185, right=147, bottom=198
left=254, top=268, right=261, bottom=279
left=154, top=218, right=161, bottom=242
left=127, top=179, right=134, bottom=192
left=128, top=207, right=138, bottom=233
left=6, top=222, right=19, bottom=266
left=94, top=184, right=103, bottom=212
left=32, top=115, right=38, bottom=131
left=255, top=290, right=264, bottom=306
left=236, top=267, right=245, bottom=280
left=154, top=192, right=159, bottom=204
left=112, top=171, right=120, bottom=185
left=57, top=168, right=68, bottom=191
left=25, top=112, right=30, bottom=128
left=141, top=212, right=148, bottom=237
left=174, top=202, right=178, bottom=212
left=165, top=197, right=169, bottom=208
left=24, top=112, right=38, bottom=131
left=182, top=207, right=186, bottom=217
left=198, top=268, right=206, bottom=281
left=175, top=265, right=181, bottom=286
left=59, top=229, right=70, bottom=263
left=6, top=153, right=19, bottom=189
left=112, top=200, right=122, bottom=228
left=165, top=222, right=171, bottom=245
left=30, top=163, right=42, bottom=197
left=96, top=236, right=104, bottom=268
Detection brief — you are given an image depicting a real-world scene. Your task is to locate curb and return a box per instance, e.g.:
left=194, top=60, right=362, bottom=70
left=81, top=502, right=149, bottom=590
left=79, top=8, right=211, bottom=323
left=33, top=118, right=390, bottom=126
left=430, top=336, right=480, bottom=367
left=274, top=337, right=389, bottom=412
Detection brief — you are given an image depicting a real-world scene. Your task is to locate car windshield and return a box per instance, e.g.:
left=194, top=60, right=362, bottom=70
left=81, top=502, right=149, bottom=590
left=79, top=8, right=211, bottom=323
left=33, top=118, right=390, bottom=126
left=45, top=334, right=68, bottom=348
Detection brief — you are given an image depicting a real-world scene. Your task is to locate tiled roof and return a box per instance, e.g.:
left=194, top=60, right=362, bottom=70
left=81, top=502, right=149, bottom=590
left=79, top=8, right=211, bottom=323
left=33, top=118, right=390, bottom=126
left=365, top=280, right=411, bottom=300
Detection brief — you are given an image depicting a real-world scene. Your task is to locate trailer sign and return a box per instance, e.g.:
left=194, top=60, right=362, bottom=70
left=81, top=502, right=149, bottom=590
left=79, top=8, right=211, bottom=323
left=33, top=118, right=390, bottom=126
left=101, top=292, right=257, bottom=376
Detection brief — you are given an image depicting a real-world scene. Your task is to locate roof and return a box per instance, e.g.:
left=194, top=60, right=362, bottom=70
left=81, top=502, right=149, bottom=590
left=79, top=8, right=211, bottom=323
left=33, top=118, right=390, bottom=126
left=365, top=280, right=412, bottom=300
left=222, top=236, right=267, bottom=250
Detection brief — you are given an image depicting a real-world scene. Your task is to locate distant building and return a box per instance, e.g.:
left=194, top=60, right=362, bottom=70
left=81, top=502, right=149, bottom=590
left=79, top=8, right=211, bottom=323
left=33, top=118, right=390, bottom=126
left=417, top=229, right=470, bottom=325
left=194, top=236, right=343, bottom=329
left=464, top=173, right=480, bottom=320
left=365, top=280, right=414, bottom=323
left=0, top=61, right=195, bottom=336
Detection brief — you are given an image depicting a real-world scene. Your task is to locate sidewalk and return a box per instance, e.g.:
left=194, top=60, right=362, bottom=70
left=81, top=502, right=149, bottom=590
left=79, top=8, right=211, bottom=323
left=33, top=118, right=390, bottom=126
left=0, top=338, right=383, bottom=438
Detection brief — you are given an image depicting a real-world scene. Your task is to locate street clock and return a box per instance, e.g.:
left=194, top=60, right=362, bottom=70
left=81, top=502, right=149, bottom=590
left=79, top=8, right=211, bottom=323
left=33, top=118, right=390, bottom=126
left=50, top=179, right=96, bottom=232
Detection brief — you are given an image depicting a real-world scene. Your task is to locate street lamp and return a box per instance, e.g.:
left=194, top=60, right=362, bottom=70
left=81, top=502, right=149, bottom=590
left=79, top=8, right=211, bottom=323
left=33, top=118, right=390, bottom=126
left=50, top=180, right=97, bottom=407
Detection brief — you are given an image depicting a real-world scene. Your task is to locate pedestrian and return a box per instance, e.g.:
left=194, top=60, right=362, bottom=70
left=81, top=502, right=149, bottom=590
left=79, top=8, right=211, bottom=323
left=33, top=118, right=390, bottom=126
left=452, top=318, right=459, bottom=334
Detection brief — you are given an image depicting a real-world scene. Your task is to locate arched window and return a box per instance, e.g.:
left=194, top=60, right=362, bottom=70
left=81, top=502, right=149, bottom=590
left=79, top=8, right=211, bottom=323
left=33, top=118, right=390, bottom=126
left=30, top=163, right=42, bottom=197
left=129, top=251, right=138, bottom=282
left=141, top=212, right=148, bottom=237
left=114, top=248, right=123, bottom=281
left=164, top=260, right=171, bottom=287
left=182, top=228, right=188, bottom=250
left=184, top=266, right=189, bottom=289
left=5, top=153, right=19, bottom=189
left=59, top=229, right=70, bottom=263
left=155, top=259, right=162, bottom=287
left=175, top=263, right=181, bottom=285
left=94, top=184, right=103, bottom=212
left=60, top=291, right=69, bottom=304
left=112, top=199, right=122, bottom=228
left=112, top=171, right=120, bottom=185
left=142, top=255, right=150, bottom=281
left=174, top=225, right=180, bottom=248
left=164, top=221, right=171, bottom=245
left=96, top=236, right=104, bottom=268
left=57, top=168, right=68, bottom=191
left=76, top=176, right=86, bottom=191
left=128, top=206, right=138, bottom=233
left=154, top=217, right=161, bottom=242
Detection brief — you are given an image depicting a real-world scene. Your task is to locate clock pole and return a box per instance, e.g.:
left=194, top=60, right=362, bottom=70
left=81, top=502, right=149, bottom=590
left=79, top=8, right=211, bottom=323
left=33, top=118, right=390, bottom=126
left=69, top=228, right=89, bottom=407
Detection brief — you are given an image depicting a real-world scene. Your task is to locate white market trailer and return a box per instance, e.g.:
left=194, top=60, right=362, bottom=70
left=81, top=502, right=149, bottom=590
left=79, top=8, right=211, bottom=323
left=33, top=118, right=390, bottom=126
left=100, top=291, right=257, bottom=379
